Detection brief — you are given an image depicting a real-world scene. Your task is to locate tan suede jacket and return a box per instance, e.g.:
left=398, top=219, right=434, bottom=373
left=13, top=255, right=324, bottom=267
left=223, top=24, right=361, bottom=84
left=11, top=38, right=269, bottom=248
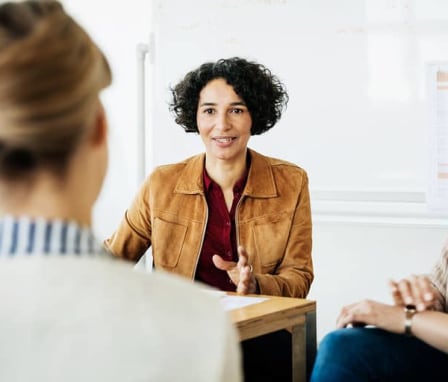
left=105, top=149, right=313, bottom=298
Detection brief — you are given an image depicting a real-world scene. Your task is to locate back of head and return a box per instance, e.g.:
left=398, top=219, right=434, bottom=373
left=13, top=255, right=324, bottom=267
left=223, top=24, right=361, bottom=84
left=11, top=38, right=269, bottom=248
left=0, top=0, right=111, bottom=182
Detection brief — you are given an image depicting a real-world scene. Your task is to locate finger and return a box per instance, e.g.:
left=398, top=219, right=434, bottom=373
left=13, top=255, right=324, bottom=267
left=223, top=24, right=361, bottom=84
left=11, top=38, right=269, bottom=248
left=212, top=254, right=237, bottom=271
left=337, top=300, right=375, bottom=329
left=336, top=310, right=355, bottom=329
left=389, top=279, right=404, bottom=306
left=407, top=274, right=433, bottom=311
left=237, top=267, right=251, bottom=294
left=418, top=276, right=435, bottom=301
left=415, top=276, right=435, bottom=311
left=397, top=278, right=414, bottom=306
left=407, top=275, right=422, bottom=307
left=336, top=303, right=357, bottom=328
left=213, top=255, right=240, bottom=286
left=237, top=245, right=249, bottom=268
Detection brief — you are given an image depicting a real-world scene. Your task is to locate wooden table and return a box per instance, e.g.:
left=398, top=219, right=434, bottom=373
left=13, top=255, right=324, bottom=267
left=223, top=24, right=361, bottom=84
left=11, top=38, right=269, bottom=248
left=229, top=294, right=316, bottom=382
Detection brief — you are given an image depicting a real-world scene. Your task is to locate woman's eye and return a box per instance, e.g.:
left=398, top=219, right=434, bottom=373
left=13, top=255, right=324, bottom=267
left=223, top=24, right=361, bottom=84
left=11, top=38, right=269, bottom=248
left=203, top=108, right=215, bottom=114
left=230, top=108, right=244, bottom=114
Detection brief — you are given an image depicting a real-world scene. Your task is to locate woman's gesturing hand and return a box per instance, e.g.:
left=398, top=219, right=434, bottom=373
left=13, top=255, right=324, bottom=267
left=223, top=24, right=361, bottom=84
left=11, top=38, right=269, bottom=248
left=212, top=245, right=257, bottom=294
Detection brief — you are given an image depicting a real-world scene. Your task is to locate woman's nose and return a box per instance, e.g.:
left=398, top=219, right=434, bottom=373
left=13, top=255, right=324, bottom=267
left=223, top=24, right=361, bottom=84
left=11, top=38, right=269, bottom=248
left=214, top=112, right=230, bottom=130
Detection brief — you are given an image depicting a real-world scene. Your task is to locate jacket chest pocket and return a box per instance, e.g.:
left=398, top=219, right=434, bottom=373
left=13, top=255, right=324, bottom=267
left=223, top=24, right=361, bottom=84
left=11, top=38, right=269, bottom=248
left=251, top=215, right=291, bottom=269
left=152, top=217, right=187, bottom=268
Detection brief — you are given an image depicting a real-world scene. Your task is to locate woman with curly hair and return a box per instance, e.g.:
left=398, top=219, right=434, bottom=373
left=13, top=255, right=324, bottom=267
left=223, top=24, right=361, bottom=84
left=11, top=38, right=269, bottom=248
left=106, top=57, right=313, bottom=381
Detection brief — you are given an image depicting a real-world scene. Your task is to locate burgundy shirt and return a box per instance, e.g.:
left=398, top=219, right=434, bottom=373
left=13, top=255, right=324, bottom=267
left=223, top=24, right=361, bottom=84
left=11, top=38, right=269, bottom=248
left=194, top=167, right=248, bottom=291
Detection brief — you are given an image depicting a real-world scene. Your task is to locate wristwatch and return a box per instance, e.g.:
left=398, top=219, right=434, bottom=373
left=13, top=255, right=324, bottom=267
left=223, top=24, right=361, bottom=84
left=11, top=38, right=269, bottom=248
left=404, top=305, right=417, bottom=336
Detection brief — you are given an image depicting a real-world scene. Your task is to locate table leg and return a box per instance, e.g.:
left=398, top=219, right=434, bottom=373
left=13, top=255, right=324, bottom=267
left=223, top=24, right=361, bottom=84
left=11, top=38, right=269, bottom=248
left=291, top=322, right=305, bottom=382
left=291, top=311, right=317, bottom=382
left=306, top=311, right=317, bottom=380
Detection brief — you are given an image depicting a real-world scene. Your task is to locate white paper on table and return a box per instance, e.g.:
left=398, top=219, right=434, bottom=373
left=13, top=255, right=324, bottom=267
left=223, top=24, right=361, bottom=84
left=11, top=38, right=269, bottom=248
left=218, top=295, right=268, bottom=311
left=201, top=288, right=268, bottom=311
left=426, top=62, right=448, bottom=212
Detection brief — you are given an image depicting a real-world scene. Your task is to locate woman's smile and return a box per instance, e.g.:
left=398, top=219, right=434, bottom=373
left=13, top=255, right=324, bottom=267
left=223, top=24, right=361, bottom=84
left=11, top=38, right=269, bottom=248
left=197, top=78, right=252, bottom=163
left=212, top=136, right=237, bottom=146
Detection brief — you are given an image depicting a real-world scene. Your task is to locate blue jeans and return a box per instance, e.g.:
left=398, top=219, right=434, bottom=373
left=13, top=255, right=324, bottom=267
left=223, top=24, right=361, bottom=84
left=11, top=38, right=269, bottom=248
left=310, top=327, right=448, bottom=382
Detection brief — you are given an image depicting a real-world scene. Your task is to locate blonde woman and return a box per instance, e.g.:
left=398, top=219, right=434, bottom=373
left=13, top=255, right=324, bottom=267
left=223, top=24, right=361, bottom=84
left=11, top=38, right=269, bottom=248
left=0, top=1, right=241, bottom=381
left=310, top=240, right=448, bottom=382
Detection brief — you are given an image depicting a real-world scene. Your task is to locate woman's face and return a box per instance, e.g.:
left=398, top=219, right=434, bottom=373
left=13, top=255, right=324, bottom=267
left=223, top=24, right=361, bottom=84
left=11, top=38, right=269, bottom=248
left=196, top=78, right=252, bottom=164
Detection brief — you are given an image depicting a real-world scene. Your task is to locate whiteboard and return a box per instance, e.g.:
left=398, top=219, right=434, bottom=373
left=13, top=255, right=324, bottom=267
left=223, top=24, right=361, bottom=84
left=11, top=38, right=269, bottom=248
left=143, top=0, right=448, bottom=211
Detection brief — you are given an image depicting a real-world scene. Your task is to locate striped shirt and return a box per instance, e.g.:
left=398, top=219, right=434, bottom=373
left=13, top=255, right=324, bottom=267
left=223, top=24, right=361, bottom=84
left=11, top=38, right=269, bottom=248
left=430, top=237, right=448, bottom=312
left=0, top=215, right=105, bottom=257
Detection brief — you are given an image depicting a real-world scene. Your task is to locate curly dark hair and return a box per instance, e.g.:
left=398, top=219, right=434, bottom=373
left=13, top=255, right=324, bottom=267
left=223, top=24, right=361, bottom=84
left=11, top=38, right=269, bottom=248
left=169, top=57, right=289, bottom=135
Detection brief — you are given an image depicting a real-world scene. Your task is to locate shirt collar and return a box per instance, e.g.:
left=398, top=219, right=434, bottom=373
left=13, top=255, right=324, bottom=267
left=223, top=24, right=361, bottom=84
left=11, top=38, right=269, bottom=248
left=0, top=215, right=107, bottom=258
left=203, top=153, right=251, bottom=193
left=175, top=148, right=278, bottom=198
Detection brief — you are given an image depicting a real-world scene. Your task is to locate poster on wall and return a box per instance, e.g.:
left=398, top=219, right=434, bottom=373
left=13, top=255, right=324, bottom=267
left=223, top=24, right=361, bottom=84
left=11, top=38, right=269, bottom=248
left=427, top=62, right=448, bottom=212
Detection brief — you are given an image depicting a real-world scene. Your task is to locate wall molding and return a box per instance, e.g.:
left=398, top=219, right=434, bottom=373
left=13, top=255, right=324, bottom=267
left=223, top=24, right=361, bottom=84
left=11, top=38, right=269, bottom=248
left=311, top=189, right=448, bottom=228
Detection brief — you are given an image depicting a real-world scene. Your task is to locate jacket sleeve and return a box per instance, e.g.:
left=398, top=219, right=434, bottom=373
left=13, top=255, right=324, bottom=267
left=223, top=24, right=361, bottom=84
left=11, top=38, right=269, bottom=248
left=254, top=172, right=313, bottom=298
left=104, top=176, right=152, bottom=262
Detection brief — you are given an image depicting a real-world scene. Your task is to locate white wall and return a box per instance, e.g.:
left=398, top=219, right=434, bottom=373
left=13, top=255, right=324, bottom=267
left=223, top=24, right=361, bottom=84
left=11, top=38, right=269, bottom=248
left=62, top=0, right=150, bottom=240
left=63, top=0, right=448, bottom=343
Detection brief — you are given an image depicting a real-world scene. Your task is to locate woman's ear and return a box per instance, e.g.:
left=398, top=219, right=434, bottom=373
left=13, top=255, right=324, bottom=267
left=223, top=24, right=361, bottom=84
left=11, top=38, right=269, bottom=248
left=91, top=103, right=108, bottom=147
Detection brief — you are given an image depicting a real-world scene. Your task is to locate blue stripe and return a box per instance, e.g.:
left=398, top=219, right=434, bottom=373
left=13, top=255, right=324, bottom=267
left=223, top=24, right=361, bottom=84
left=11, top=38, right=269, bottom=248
left=60, top=223, right=67, bottom=254
left=74, top=227, right=81, bottom=255
left=26, top=221, right=36, bottom=254
left=44, top=222, right=52, bottom=255
left=88, top=232, right=94, bottom=254
left=0, top=218, right=101, bottom=258
left=9, top=221, right=19, bottom=256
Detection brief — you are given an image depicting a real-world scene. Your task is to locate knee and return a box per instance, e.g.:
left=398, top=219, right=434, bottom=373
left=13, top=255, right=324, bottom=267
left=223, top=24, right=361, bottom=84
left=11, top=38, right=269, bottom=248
left=311, top=329, right=371, bottom=382
left=317, top=330, right=350, bottom=361
left=317, top=328, right=371, bottom=364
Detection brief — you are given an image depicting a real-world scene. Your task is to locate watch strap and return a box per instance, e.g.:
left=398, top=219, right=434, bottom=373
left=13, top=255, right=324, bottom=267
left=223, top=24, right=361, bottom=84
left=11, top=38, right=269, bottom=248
left=404, top=305, right=417, bottom=336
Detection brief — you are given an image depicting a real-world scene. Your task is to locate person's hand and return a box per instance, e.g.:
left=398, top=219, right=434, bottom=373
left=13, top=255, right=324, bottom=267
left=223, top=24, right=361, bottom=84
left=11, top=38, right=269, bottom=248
left=336, top=299, right=405, bottom=333
left=389, top=275, right=437, bottom=312
left=212, top=245, right=257, bottom=294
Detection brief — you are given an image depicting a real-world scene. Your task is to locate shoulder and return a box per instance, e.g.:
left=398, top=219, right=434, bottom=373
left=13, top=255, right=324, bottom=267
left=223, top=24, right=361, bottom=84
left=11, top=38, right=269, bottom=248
left=149, top=153, right=203, bottom=181
left=250, top=149, right=309, bottom=182
left=0, top=257, right=241, bottom=381
left=0, top=256, right=235, bottom=342
left=0, top=256, right=222, bottom=311
left=134, top=154, right=203, bottom=197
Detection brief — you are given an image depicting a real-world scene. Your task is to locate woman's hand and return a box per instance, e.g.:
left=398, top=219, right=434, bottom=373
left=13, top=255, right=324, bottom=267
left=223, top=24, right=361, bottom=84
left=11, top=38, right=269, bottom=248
left=212, top=245, right=258, bottom=294
left=389, top=275, right=437, bottom=311
left=336, top=299, right=406, bottom=333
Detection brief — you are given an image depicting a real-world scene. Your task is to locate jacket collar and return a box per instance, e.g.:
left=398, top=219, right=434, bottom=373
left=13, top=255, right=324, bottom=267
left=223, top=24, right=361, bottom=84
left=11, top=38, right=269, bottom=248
left=174, top=149, right=278, bottom=198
